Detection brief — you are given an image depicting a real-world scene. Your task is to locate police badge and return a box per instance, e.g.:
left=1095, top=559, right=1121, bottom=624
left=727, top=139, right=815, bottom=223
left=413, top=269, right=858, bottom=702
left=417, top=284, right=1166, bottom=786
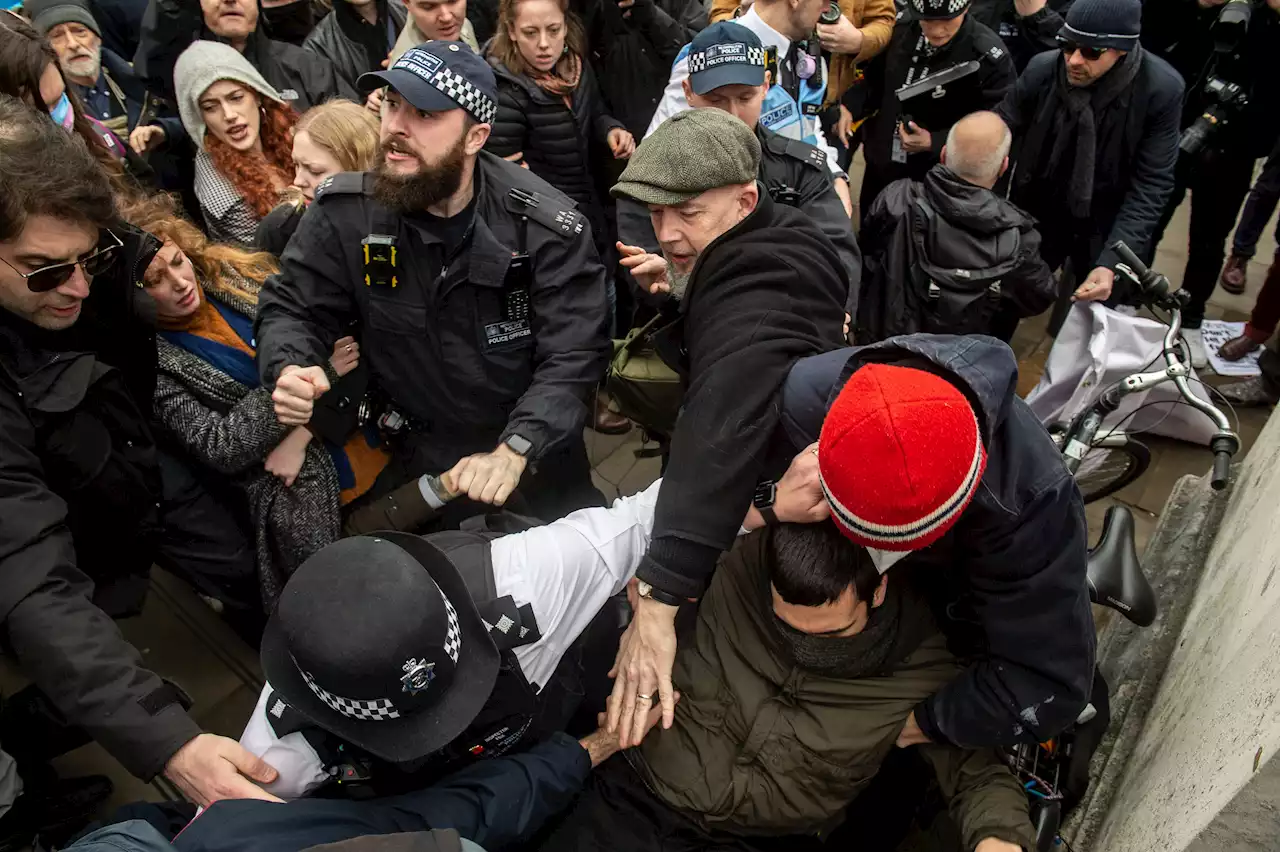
left=400, top=658, right=436, bottom=694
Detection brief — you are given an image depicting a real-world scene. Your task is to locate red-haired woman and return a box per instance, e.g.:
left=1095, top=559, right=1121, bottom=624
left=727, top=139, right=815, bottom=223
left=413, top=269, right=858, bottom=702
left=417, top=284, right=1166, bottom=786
left=174, top=40, right=299, bottom=246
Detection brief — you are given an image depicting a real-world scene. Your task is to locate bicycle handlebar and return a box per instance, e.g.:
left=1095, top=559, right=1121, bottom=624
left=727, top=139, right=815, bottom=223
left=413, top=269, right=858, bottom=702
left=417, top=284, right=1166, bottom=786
left=1108, top=240, right=1186, bottom=308
left=1211, top=451, right=1232, bottom=491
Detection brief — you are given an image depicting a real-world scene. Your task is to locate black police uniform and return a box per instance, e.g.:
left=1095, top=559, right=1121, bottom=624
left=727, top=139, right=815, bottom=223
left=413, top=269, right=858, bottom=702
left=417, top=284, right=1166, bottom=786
left=969, top=0, right=1074, bottom=72
left=255, top=152, right=611, bottom=521
left=260, top=517, right=601, bottom=799
left=859, top=12, right=1017, bottom=214
left=616, top=125, right=862, bottom=312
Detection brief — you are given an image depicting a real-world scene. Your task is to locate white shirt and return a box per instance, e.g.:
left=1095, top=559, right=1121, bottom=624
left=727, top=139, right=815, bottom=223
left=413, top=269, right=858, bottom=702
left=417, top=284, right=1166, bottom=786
left=241, top=480, right=664, bottom=800
left=645, top=6, right=844, bottom=178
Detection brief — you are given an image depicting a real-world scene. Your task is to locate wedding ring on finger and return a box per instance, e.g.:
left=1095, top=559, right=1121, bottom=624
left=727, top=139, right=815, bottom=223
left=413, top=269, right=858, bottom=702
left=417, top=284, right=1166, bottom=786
left=637, top=693, right=653, bottom=702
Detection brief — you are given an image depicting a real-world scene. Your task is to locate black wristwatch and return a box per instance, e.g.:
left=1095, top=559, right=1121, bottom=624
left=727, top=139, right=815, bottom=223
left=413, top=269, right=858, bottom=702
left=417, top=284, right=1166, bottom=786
left=503, top=434, right=533, bottom=457
left=753, top=480, right=779, bottom=526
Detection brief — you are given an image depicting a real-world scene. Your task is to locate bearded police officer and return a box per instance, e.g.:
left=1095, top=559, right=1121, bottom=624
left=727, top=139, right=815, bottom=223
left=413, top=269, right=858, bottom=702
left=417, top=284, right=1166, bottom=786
left=238, top=449, right=827, bottom=800
left=256, top=41, right=610, bottom=523
left=859, top=0, right=1015, bottom=217
left=619, top=22, right=861, bottom=307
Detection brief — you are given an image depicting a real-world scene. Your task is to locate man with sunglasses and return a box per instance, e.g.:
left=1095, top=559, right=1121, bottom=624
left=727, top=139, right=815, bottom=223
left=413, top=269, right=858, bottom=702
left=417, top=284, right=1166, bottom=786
left=994, top=0, right=1182, bottom=335
left=0, top=96, right=277, bottom=832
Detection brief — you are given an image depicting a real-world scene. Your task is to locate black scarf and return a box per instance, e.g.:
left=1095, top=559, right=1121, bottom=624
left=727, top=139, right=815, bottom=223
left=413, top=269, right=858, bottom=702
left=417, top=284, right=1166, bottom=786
left=763, top=567, right=936, bottom=679
left=1015, top=44, right=1144, bottom=219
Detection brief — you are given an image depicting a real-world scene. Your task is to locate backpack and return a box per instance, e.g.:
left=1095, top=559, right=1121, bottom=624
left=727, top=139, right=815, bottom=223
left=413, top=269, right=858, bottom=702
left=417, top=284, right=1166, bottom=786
left=856, top=189, right=1024, bottom=343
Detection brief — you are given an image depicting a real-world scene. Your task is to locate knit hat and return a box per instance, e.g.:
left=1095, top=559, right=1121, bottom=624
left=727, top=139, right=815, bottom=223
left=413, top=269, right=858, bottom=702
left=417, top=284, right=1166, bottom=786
left=1059, top=0, right=1141, bottom=52
left=173, top=40, right=286, bottom=151
left=23, top=0, right=100, bottom=37
left=909, top=0, right=971, bottom=21
left=818, top=364, right=987, bottom=552
left=611, top=108, right=760, bottom=206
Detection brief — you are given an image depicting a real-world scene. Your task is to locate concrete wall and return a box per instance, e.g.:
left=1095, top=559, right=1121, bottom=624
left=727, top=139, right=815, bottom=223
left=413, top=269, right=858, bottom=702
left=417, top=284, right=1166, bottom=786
left=1091, top=411, right=1280, bottom=852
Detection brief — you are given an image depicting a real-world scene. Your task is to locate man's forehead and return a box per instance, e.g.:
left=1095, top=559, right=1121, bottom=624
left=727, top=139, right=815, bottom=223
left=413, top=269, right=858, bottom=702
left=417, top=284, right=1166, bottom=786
left=10, top=215, right=98, bottom=260
left=649, top=197, right=706, bottom=213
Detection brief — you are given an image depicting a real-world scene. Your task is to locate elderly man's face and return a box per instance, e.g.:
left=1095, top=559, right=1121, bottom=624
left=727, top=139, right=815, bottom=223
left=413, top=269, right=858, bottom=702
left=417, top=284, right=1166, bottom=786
left=47, top=22, right=101, bottom=85
left=648, top=182, right=758, bottom=296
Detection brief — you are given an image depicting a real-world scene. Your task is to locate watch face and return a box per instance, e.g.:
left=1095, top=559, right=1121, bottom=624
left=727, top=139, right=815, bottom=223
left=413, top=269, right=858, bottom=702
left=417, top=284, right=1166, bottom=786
left=754, top=481, right=776, bottom=507
left=505, top=435, right=533, bottom=457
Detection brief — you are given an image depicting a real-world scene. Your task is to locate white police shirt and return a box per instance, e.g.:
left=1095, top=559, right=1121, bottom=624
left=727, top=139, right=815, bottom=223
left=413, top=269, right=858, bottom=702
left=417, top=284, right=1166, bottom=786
left=646, top=6, right=844, bottom=179
left=241, top=480, right=665, bottom=799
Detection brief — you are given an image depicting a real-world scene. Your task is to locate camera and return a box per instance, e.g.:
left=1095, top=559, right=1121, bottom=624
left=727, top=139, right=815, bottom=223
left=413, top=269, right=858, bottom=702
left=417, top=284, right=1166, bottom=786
left=1179, top=77, right=1250, bottom=156
left=1212, top=0, right=1252, bottom=53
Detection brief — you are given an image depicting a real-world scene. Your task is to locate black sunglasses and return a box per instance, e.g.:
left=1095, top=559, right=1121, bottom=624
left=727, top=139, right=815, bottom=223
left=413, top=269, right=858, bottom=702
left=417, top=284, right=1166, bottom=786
left=1057, top=36, right=1107, bottom=61
left=0, top=230, right=123, bottom=293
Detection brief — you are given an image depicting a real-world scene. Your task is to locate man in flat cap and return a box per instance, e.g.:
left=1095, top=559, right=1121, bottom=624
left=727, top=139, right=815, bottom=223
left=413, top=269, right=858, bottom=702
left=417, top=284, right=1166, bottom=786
left=604, top=108, right=847, bottom=744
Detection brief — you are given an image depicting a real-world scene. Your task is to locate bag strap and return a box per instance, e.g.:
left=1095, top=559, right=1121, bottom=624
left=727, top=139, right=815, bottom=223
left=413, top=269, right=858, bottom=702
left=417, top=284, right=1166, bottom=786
left=618, top=310, right=669, bottom=355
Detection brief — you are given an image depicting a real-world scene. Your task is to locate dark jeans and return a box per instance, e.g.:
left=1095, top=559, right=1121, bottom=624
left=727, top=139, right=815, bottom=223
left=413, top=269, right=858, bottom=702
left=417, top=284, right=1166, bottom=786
left=1150, top=148, right=1259, bottom=329
left=1231, top=140, right=1280, bottom=259
left=536, top=755, right=821, bottom=852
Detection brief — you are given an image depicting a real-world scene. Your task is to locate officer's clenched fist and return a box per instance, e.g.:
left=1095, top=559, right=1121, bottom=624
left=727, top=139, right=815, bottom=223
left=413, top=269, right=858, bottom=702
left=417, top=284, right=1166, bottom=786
left=273, top=365, right=330, bottom=426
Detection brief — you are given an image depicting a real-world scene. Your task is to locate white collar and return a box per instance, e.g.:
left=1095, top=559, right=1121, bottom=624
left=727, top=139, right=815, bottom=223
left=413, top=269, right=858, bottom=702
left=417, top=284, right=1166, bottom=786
left=739, top=6, right=792, bottom=56
left=867, top=548, right=912, bottom=575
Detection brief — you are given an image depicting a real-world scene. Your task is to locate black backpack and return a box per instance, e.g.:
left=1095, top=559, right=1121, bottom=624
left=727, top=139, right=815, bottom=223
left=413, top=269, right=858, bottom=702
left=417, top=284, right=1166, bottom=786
left=857, top=189, right=1024, bottom=343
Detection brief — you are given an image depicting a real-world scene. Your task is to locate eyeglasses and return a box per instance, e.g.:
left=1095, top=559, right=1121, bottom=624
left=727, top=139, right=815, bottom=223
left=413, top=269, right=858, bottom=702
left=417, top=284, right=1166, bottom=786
left=0, top=230, right=123, bottom=293
left=1056, top=36, right=1107, bottom=61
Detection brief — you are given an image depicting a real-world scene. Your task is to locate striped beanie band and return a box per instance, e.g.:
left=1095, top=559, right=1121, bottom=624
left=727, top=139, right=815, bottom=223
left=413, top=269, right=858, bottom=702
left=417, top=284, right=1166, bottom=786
left=818, top=364, right=987, bottom=552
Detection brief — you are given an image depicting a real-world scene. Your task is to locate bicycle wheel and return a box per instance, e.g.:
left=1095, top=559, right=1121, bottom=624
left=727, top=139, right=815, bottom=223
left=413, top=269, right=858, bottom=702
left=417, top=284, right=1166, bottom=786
left=1072, top=439, right=1151, bottom=503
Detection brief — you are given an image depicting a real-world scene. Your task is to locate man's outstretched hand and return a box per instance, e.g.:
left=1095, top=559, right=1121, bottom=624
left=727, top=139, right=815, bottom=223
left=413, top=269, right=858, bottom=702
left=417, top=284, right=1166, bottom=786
left=581, top=694, right=680, bottom=767
left=165, top=733, right=283, bottom=807
left=272, top=365, right=330, bottom=426
left=607, top=592, right=679, bottom=749
left=617, top=242, right=670, bottom=295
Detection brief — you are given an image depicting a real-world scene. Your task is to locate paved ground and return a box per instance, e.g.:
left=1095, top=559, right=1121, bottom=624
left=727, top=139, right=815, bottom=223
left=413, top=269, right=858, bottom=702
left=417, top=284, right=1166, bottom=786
left=5, top=165, right=1276, bottom=816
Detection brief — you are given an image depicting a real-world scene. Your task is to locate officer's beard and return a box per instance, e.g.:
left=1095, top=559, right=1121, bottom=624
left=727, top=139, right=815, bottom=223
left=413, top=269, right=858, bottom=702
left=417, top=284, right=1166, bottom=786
left=372, top=135, right=467, bottom=214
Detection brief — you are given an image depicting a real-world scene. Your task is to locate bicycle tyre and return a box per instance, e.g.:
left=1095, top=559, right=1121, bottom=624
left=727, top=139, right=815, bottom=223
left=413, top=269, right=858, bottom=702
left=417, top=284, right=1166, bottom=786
left=1072, top=438, right=1152, bottom=504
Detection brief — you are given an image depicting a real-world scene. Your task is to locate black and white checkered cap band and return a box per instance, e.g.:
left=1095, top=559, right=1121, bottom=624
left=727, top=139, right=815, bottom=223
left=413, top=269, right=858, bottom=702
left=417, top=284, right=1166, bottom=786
left=911, top=0, right=969, bottom=14
left=300, top=669, right=402, bottom=722
left=434, top=66, right=496, bottom=125
left=687, top=44, right=766, bottom=75
left=442, top=594, right=461, bottom=664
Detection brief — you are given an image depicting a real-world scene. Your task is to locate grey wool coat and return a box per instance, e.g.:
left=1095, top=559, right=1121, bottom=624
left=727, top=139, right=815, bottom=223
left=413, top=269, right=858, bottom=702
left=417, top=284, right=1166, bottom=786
left=153, top=274, right=340, bottom=607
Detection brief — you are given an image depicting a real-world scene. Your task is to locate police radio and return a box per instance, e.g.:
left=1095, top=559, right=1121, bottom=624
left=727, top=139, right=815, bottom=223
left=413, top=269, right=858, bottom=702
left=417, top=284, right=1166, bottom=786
left=361, top=233, right=398, bottom=288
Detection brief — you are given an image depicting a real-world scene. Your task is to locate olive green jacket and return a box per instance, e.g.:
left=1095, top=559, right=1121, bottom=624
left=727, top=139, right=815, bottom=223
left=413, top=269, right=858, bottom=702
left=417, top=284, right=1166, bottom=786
left=634, top=531, right=1035, bottom=849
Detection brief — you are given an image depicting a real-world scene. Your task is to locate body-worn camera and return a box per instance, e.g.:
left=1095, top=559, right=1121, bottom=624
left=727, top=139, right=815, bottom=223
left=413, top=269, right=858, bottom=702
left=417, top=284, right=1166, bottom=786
left=1180, top=77, right=1249, bottom=156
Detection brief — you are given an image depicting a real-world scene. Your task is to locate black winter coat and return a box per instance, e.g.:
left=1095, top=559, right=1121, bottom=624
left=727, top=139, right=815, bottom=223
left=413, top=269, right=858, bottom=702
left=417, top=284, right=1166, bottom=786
left=303, top=0, right=407, bottom=94
left=134, top=0, right=358, bottom=109
left=781, top=335, right=1095, bottom=747
left=996, top=48, right=1183, bottom=272
left=857, top=165, right=1054, bottom=341
left=633, top=193, right=848, bottom=600
left=968, top=0, right=1072, bottom=71
left=0, top=284, right=200, bottom=782
left=861, top=14, right=1016, bottom=208
left=574, top=0, right=707, bottom=139
left=484, top=56, right=624, bottom=257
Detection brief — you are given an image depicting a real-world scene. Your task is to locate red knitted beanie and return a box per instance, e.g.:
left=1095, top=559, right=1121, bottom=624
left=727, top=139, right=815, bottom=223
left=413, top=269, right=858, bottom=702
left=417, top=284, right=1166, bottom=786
left=818, top=364, right=987, bottom=551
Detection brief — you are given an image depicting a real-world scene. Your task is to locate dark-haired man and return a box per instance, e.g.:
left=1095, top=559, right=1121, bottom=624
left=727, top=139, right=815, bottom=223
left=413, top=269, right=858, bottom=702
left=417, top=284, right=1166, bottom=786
left=539, top=521, right=1032, bottom=852
left=0, top=95, right=272, bottom=821
left=256, top=42, right=610, bottom=523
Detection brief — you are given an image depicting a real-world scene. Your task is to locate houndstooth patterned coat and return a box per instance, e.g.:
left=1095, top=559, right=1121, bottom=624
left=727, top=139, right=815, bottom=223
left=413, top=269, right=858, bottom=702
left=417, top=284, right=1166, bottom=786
left=153, top=273, right=341, bottom=608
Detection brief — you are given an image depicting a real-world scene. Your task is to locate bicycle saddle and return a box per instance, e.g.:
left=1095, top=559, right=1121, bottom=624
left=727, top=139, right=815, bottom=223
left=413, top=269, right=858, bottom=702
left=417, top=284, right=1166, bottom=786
left=1087, top=506, right=1157, bottom=627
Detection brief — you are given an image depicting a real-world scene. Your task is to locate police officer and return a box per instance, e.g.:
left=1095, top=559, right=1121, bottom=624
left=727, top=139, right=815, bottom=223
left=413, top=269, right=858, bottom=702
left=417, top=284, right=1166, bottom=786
left=240, top=450, right=826, bottom=800
left=646, top=0, right=854, bottom=216
left=618, top=22, right=862, bottom=309
left=257, top=41, right=610, bottom=523
left=859, top=0, right=1016, bottom=217
left=969, top=0, right=1075, bottom=72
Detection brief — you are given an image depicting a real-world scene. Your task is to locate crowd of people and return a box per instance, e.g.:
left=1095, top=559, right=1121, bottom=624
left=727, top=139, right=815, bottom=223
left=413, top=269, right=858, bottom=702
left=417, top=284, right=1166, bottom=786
left=0, top=0, right=1278, bottom=847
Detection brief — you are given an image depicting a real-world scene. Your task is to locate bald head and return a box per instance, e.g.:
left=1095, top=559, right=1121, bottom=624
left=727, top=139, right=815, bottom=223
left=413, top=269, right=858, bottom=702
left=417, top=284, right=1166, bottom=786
left=941, top=111, right=1012, bottom=189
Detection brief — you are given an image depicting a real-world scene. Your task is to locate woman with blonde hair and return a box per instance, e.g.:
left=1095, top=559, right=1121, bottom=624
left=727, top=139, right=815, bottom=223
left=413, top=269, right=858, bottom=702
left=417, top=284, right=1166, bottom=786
left=174, top=40, right=300, bottom=247
left=256, top=98, right=381, bottom=255
left=125, top=194, right=388, bottom=606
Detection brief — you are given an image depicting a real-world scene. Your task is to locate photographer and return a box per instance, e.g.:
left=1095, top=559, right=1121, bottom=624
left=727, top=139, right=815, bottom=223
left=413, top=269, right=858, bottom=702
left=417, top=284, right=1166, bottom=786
left=1142, top=0, right=1280, bottom=368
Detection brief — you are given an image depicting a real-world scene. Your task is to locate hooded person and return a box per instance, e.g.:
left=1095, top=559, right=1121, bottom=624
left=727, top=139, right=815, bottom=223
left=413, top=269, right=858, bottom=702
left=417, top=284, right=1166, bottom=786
left=175, top=40, right=300, bottom=247
left=603, top=109, right=849, bottom=746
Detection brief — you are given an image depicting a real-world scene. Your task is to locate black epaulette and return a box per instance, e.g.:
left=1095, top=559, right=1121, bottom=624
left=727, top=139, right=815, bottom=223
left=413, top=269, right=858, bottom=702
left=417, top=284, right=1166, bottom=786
left=265, top=690, right=314, bottom=738
left=314, top=171, right=369, bottom=203
left=504, top=187, right=586, bottom=239
left=766, top=131, right=828, bottom=172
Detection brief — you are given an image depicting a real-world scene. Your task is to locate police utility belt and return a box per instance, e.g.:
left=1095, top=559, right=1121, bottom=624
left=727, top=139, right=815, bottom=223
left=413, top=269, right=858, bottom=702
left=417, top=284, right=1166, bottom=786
left=355, top=188, right=541, bottom=438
